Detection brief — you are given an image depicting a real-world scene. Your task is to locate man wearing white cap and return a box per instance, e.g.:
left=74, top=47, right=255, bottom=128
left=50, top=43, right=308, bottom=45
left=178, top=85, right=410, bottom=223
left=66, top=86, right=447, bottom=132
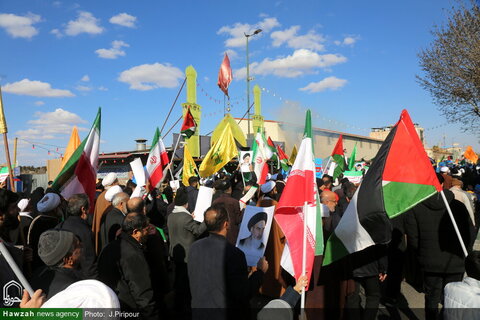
left=92, top=172, right=118, bottom=254
left=440, top=166, right=453, bottom=189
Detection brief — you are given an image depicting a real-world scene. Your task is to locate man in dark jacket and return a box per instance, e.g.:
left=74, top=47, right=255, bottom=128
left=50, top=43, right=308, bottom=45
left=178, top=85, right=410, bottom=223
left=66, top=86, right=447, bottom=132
left=98, top=212, right=158, bottom=319
left=99, top=192, right=129, bottom=251
left=56, top=194, right=97, bottom=279
left=405, top=188, right=475, bottom=320
left=186, top=176, right=199, bottom=214
left=188, top=203, right=268, bottom=320
left=212, top=180, right=243, bottom=245
left=31, top=230, right=82, bottom=299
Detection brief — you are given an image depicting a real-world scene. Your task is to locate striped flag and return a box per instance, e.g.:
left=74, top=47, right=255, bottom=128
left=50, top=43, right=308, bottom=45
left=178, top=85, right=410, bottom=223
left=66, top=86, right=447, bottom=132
left=52, top=108, right=101, bottom=212
left=276, top=144, right=291, bottom=171
left=251, top=130, right=269, bottom=185
left=323, top=109, right=442, bottom=266
left=275, top=110, right=323, bottom=284
left=146, top=127, right=169, bottom=188
left=180, top=107, right=197, bottom=138
left=331, top=135, right=346, bottom=180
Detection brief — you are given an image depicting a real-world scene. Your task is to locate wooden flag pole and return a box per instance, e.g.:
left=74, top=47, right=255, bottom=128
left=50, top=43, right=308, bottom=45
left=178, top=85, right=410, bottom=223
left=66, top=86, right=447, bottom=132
left=3, top=133, right=15, bottom=192
left=440, top=190, right=468, bottom=257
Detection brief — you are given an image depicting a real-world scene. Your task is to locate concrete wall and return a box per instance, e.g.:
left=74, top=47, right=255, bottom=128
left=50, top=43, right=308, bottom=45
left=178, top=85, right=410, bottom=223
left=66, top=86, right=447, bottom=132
left=237, top=119, right=384, bottom=161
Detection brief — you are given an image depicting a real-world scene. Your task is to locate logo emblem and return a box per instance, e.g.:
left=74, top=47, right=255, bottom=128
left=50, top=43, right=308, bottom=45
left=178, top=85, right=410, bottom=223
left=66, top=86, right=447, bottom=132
left=3, top=280, right=22, bottom=307
left=150, top=156, right=157, bottom=165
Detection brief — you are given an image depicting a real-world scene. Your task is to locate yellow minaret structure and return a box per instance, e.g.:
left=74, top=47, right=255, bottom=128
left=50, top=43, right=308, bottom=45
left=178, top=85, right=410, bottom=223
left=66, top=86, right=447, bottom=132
left=182, top=66, right=201, bottom=157
left=252, top=84, right=264, bottom=134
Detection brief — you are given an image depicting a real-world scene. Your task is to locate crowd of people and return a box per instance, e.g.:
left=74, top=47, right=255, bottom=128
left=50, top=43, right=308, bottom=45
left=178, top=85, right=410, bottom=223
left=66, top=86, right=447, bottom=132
left=1, top=160, right=480, bottom=320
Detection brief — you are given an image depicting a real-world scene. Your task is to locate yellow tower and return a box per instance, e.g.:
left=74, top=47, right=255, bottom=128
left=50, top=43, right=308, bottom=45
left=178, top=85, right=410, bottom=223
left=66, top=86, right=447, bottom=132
left=252, top=84, right=264, bottom=134
left=182, top=66, right=201, bottom=157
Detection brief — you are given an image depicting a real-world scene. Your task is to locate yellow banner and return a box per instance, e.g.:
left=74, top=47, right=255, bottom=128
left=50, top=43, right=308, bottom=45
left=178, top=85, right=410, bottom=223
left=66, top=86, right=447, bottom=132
left=182, top=144, right=198, bottom=186
left=199, top=123, right=237, bottom=177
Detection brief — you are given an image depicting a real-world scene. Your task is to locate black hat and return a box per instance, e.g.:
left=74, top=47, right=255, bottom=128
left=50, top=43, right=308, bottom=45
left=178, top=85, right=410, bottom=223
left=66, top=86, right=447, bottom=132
left=214, top=180, right=231, bottom=191
left=248, top=212, right=268, bottom=230
left=174, top=187, right=188, bottom=206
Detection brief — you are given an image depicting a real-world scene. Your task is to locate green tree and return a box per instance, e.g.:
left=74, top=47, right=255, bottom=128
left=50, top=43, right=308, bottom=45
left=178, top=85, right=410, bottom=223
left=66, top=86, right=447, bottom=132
left=417, top=1, right=480, bottom=131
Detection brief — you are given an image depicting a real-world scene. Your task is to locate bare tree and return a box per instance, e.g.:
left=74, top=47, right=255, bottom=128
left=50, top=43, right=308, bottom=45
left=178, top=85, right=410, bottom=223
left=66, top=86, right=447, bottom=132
left=417, top=1, right=480, bottom=132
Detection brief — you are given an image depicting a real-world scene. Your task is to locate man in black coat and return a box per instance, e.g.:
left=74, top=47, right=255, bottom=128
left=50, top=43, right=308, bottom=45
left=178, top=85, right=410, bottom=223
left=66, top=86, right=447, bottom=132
left=405, top=186, right=475, bottom=320
left=186, top=176, right=199, bottom=214
left=99, top=192, right=129, bottom=252
left=31, top=230, right=82, bottom=299
left=98, top=212, right=159, bottom=320
left=188, top=203, right=268, bottom=320
left=56, top=193, right=97, bottom=279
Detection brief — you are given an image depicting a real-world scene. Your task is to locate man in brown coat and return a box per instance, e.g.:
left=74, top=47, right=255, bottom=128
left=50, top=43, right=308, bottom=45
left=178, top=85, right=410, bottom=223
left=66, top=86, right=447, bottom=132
left=92, top=172, right=118, bottom=254
left=256, top=180, right=288, bottom=298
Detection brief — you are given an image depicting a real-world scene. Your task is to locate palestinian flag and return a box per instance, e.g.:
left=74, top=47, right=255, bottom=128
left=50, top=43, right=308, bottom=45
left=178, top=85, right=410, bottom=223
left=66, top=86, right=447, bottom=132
left=331, top=135, right=346, bottom=180
left=348, top=142, right=357, bottom=171
left=275, top=110, right=323, bottom=285
left=276, top=144, right=291, bottom=172
left=52, top=108, right=101, bottom=213
left=146, top=127, right=170, bottom=188
left=251, top=130, right=269, bottom=185
left=181, top=106, right=197, bottom=138
left=323, top=109, right=442, bottom=266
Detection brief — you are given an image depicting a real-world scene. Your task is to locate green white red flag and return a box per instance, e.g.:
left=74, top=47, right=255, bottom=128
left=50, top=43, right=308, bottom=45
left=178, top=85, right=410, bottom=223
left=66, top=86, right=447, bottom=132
left=181, top=107, right=197, bottom=138
left=251, top=130, right=269, bottom=184
left=323, top=109, right=442, bottom=265
left=276, top=144, right=291, bottom=171
left=275, top=110, right=323, bottom=285
left=52, top=108, right=101, bottom=212
left=146, top=127, right=170, bottom=188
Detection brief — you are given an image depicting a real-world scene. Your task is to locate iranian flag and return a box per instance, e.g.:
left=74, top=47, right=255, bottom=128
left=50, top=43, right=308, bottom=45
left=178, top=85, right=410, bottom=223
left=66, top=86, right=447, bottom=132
left=323, top=109, right=442, bottom=266
left=181, top=106, right=197, bottom=138
left=275, top=110, right=323, bottom=285
left=331, top=135, right=346, bottom=180
left=146, top=127, right=170, bottom=188
left=52, top=108, right=101, bottom=213
left=251, top=130, right=269, bottom=185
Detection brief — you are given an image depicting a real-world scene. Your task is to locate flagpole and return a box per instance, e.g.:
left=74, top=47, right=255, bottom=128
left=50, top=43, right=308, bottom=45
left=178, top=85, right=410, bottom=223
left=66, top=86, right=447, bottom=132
left=301, top=200, right=308, bottom=310
left=440, top=190, right=468, bottom=257
left=168, top=134, right=183, bottom=180
left=3, top=133, right=15, bottom=192
left=322, top=157, right=332, bottom=176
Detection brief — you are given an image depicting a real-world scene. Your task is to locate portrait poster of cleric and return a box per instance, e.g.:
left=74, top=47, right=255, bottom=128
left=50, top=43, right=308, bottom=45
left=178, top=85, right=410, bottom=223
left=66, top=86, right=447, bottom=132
left=236, top=205, right=274, bottom=266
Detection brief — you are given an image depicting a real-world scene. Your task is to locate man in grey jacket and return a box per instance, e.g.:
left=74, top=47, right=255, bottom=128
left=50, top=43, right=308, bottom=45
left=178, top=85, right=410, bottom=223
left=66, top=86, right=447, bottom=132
left=167, top=187, right=206, bottom=314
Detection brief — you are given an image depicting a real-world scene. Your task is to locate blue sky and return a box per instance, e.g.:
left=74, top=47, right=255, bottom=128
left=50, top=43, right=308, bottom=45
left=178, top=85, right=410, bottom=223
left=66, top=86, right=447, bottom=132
left=0, top=0, right=476, bottom=166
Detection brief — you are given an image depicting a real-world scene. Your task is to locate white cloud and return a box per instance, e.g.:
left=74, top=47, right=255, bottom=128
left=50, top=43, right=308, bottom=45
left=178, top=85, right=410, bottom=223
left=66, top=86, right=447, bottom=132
left=234, top=49, right=347, bottom=79
left=50, top=28, right=63, bottom=38
left=335, top=35, right=360, bottom=46
left=217, top=17, right=280, bottom=47
left=224, top=49, right=238, bottom=60
left=34, top=101, right=45, bottom=106
left=65, top=11, right=104, bottom=36
left=95, top=40, right=129, bottom=59
left=3, top=79, right=75, bottom=97
left=109, top=13, right=137, bottom=28
left=0, top=13, right=41, bottom=39
left=271, top=26, right=325, bottom=51
left=299, top=76, right=347, bottom=93
left=98, top=86, right=108, bottom=91
left=80, top=74, right=90, bottom=82
left=16, top=108, right=87, bottom=140
left=118, top=63, right=184, bottom=90
left=75, top=85, right=92, bottom=91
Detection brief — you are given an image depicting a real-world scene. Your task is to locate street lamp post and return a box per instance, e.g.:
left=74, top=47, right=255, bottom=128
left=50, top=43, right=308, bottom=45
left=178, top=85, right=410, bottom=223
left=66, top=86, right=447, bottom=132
left=245, top=28, right=262, bottom=142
